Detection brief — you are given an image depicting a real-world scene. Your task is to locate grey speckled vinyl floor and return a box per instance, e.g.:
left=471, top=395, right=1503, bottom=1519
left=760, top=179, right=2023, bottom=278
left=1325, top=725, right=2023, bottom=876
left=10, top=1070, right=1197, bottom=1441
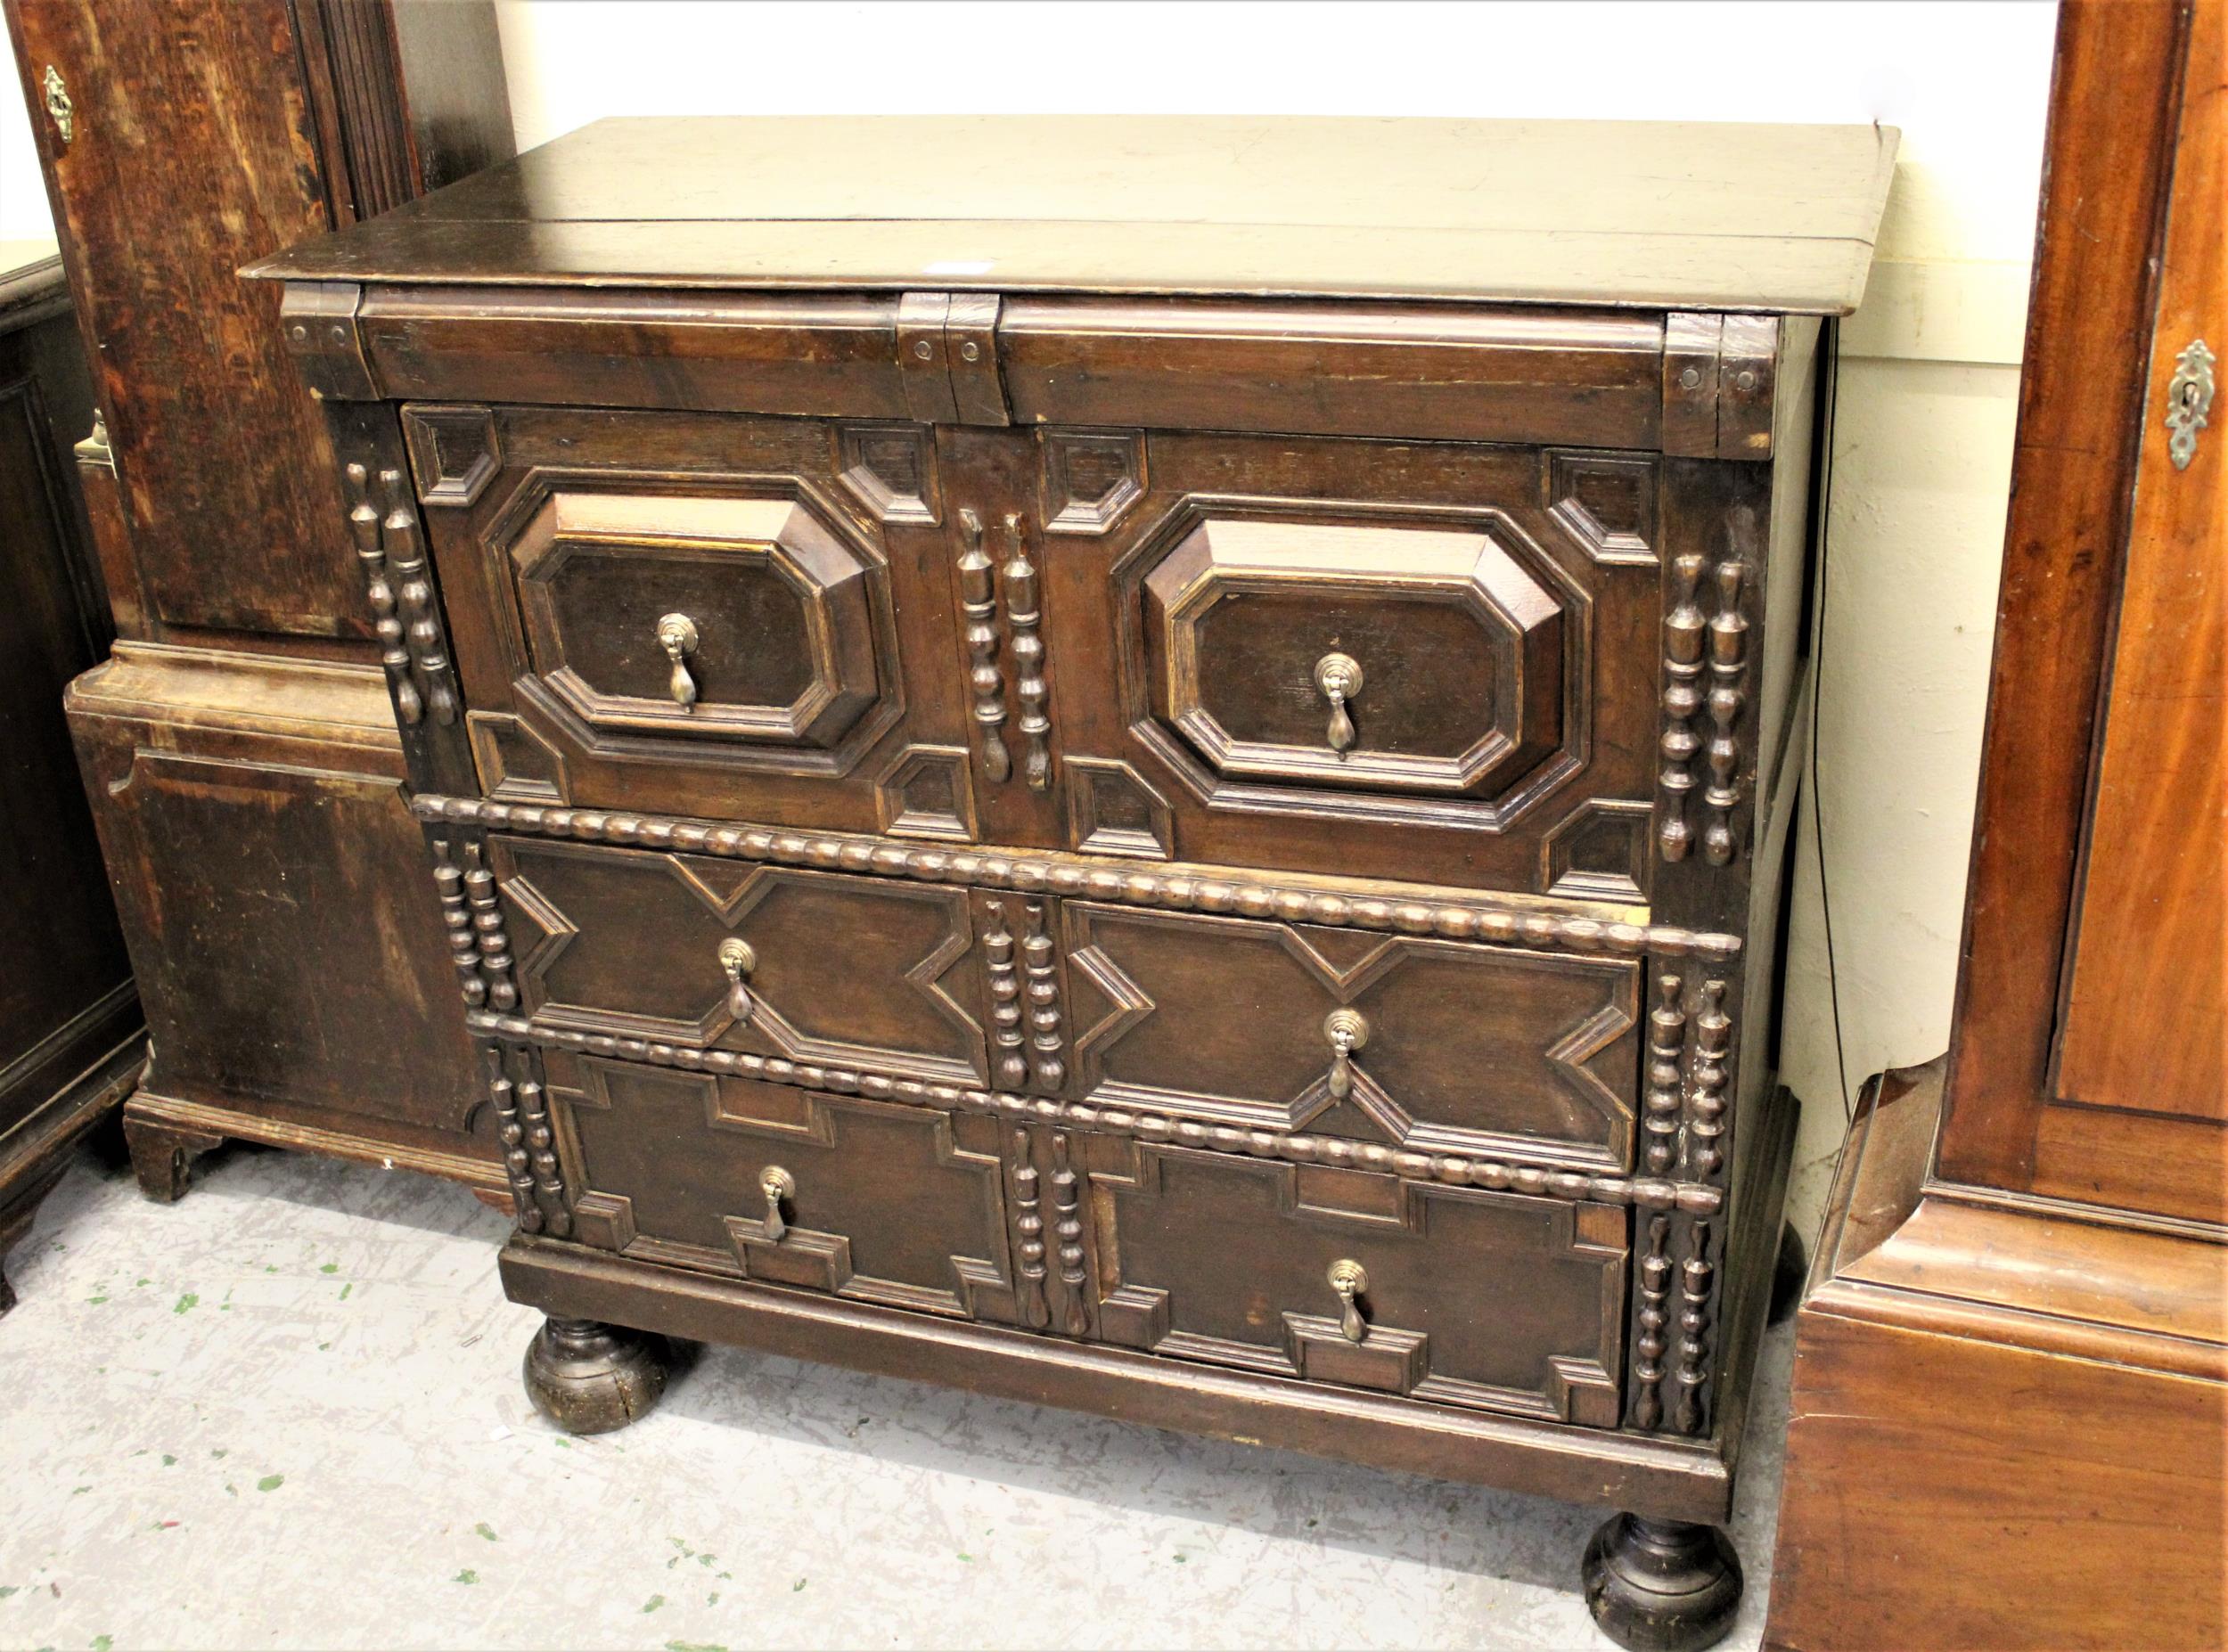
left=0, top=1139, right=1818, bottom=1652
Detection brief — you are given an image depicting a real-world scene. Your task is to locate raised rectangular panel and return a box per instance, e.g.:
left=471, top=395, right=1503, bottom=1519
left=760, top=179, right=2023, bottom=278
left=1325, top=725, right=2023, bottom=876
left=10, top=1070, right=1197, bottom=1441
left=558, top=1066, right=1017, bottom=1322
left=1081, top=1138, right=1626, bottom=1425
left=492, top=837, right=988, bottom=1085
left=1061, top=901, right=1641, bottom=1172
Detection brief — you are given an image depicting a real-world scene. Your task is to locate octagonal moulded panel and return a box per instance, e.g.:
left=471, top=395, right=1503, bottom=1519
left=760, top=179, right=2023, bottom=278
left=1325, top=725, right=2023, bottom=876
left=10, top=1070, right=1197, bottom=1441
left=1137, top=509, right=1568, bottom=804
left=507, top=486, right=883, bottom=750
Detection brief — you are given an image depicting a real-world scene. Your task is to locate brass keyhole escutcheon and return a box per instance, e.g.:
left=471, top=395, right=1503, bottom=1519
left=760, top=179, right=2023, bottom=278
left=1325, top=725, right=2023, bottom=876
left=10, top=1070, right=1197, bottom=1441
left=656, top=612, right=700, bottom=709
left=1314, top=652, right=1364, bottom=756
left=42, top=66, right=73, bottom=145
left=1327, top=1258, right=1369, bottom=1344
left=718, top=936, right=757, bottom=1023
left=1323, top=1008, right=1369, bottom=1101
left=759, top=1165, right=797, bottom=1243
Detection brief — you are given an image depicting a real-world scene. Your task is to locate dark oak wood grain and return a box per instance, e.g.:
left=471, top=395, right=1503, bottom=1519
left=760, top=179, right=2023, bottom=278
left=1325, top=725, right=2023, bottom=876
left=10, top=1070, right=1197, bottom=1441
left=5, top=0, right=518, bottom=1201
left=66, top=644, right=498, bottom=1195
left=2, top=0, right=514, bottom=646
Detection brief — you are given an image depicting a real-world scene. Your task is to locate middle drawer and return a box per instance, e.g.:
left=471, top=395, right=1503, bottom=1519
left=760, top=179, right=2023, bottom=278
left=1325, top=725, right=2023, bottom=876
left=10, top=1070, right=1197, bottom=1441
left=490, top=834, right=1644, bottom=1172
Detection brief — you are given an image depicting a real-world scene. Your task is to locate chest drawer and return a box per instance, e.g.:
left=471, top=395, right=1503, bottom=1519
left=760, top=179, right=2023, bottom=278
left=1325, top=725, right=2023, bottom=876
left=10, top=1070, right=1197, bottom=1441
left=422, top=407, right=968, bottom=838
left=1061, top=901, right=1642, bottom=1172
left=553, top=1061, right=1022, bottom=1323
left=490, top=835, right=990, bottom=1084
left=1066, top=1135, right=1627, bottom=1426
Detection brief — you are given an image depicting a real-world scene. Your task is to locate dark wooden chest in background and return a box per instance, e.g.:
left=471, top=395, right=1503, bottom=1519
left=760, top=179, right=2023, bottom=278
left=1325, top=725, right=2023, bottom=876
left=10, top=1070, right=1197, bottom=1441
left=0, top=248, right=137, bottom=1313
left=3, top=0, right=516, bottom=1203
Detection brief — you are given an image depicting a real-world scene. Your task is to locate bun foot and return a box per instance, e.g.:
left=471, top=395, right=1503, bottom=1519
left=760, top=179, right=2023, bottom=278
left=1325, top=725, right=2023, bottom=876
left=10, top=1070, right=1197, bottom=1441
left=1582, top=1513, right=1743, bottom=1652
left=522, top=1315, right=671, bottom=1434
left=1769, top=1218, right=1809, bottom=1326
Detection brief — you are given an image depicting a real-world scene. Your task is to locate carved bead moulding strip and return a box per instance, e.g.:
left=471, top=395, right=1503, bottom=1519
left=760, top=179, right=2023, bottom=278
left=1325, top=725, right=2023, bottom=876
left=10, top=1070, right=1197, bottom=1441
left=408, top=796, right=1744, bottom=965
left=465, top=1008, right=1722, bottom=1217
left=1627, top=1206, right=1719, bottom=1437
left=1674, top=1217, right=1716, bottom=1435
left=346, top=459, right=458, bottom=730
left=480, top=1038, right=571, bottom=1239
left=1006, top=1125, right=1050, bottom=1330
left=1658, top=551, right=1749, bottom=865
left=1632, top=1211, right=1673, bottom=1431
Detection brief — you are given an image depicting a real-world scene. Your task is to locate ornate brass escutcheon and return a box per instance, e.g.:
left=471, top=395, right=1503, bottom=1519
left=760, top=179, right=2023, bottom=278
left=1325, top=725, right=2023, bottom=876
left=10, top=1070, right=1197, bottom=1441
left=656, top=612, right=700, bottom=709
left=1314, top=651, right=1364, bottom=756
left=717, top=936, right=757, bottom=1024
left=2167, top=339, right=2215, bottom=471
left=1323, top=1007, right=1369, bottom=1101
left=1327, top=1258, right=1370, bottom=1344
left=41, top=65, right=72, bottom=145
left=758, top=1165, right=796, bottom=1244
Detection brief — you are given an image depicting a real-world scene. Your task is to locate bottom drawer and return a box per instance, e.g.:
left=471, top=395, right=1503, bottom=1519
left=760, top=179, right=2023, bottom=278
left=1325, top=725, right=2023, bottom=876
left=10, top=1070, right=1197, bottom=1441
left=545, top=1052, right=1629, bottom=1427
left=552, top=1056, right=1022, bottom=1324
left=1069, top=1135, right=1629, bottom=1427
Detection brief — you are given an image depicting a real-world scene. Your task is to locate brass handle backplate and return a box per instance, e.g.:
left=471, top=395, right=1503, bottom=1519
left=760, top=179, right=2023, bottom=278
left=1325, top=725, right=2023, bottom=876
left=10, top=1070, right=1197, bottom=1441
left=1314, top=652, right=1363, bottom=756
left=1327, top=1258, right=1369, bottom=1344
left=1323, top=1008, right=1368, bottom=1101
left=759, top=1165, right=796, bottom=1243
left=718, top=936, right=757, bottom=1024
left=42, top=66, right=73, bottom=145
left=656, top=612, right=700, bottom=710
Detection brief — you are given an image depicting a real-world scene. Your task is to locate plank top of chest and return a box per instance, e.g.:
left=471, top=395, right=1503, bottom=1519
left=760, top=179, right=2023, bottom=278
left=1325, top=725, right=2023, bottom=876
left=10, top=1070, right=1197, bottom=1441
left=248, top=115, right=1900, bottom=314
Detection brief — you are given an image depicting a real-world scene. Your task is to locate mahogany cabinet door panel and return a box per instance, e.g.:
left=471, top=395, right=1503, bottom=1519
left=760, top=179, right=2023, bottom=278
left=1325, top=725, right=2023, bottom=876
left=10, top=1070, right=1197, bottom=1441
left=1061, top=901, right=1642, bottom=1173
left=492, top=836, right=990, bottom=1086
left=1028, top=428, right=1669, bottom=898
left=418, top=405, right=971, bottom=838
left=1074, top=1135, right=1627, bottom=1426
left=4, top=0, right=361, bottom=642
left=553, top=1059, right=1018, bottom=1323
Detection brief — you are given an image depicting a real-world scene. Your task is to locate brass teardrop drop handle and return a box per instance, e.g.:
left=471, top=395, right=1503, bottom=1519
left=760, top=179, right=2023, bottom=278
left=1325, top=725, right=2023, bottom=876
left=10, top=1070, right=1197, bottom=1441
left=759, top=1165, right=796, bottom=1244
left=1327, top=1258, right=1369, bottom=1344
left=1314, top=652, right=1363, bottom=756
left=718, top=937, right=757, bottom=1024
left=1323, top=1008, right=1368, bottom=1101
left=656, top=612, right=700, bottom=710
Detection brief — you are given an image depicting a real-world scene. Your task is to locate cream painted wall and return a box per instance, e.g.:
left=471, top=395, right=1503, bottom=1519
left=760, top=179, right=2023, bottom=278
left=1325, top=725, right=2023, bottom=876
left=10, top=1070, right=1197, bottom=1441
left=0, top=2, right=2056, bottom=1214
left=0, top=48, right=54, bottom=244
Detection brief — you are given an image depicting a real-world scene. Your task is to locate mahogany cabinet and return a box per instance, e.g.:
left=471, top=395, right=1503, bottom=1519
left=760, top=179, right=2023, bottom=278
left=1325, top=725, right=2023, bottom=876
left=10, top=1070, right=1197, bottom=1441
left=0, top=248, right=139, bottom=1313
left=1765, top=5, right=2225, bottom=1648
left=2, top=0, right=515, bottom=1200
left=250, top=115, right=1895, bottom=1649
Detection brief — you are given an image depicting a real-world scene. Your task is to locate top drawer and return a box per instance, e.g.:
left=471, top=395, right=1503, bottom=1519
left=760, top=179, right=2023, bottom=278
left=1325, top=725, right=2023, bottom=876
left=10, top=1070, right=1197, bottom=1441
left=412, top=404, right=1781, bottom=907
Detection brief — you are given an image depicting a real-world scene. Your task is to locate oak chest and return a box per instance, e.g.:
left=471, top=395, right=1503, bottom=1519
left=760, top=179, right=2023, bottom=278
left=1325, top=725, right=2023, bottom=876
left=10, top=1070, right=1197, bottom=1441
left=250, top=115, right=1896, bottom=1650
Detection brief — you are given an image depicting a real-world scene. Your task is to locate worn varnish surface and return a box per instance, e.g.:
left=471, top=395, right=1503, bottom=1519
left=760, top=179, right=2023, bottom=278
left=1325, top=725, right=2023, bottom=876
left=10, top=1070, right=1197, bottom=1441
left=8, top=1, right=517, bottom=1196
left=249, top=115, right=1899, bottom=313
left=2, top=0, right=512, bottom=645
left=4, top=0, right=353, bottom=641
left=66, top=644, right=492, bottom=1183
